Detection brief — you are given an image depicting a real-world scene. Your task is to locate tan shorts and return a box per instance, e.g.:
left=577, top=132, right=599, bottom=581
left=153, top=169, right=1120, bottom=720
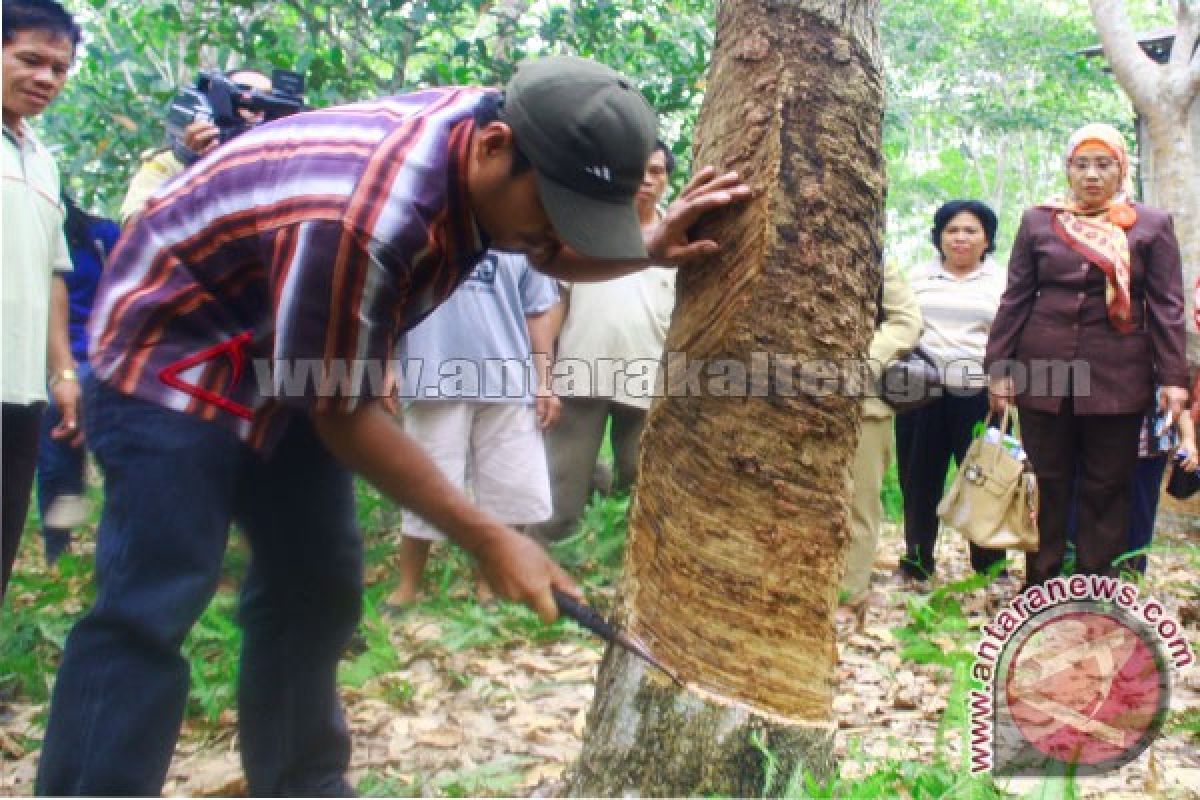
left=402, top=401, right=552, bottom=541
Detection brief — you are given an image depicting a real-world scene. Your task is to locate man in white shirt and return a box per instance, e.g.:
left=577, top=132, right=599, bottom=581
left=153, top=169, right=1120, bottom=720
left=531, top=142, right=676, bottom=543
left=1, top=0, right=79, bottom=598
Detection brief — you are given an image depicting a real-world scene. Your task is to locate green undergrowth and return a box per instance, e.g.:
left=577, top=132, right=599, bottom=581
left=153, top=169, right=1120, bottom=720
left=6, top=455, right=1192, bottom=797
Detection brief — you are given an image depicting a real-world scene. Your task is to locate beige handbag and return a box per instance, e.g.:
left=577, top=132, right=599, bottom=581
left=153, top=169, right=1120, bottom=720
left=937, top=406, right=1040, bottom=552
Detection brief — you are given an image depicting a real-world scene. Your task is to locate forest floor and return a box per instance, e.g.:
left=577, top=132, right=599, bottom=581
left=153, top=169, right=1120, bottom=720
left=2, top=508, right=1198, bottom=797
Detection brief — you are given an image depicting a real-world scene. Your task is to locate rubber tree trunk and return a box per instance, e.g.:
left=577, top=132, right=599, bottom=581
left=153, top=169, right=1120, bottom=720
left=568, top=0, right=885, bottom=796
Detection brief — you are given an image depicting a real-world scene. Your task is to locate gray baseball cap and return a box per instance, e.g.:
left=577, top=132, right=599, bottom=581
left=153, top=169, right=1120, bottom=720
left=500, top=56, right=657, bottom=260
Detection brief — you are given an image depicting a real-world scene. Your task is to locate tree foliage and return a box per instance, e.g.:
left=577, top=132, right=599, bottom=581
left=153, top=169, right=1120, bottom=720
left=46, top=0, right=1169, bottom=266
left=50, top=0, right=713, bottom=214
left=879, top=0, right=1168, bottom=265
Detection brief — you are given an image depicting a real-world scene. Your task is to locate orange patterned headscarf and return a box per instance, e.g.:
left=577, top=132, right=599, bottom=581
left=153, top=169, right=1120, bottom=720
left=1040, top=123, right=1137, bottom=334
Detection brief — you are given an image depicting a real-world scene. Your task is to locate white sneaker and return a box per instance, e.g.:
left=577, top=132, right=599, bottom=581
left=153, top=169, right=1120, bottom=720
left=43, top=494, right=89, bottom=529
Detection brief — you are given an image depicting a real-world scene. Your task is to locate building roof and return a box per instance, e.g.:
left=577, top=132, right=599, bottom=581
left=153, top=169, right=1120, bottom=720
left=1079, top=27, right=1176, bottom=64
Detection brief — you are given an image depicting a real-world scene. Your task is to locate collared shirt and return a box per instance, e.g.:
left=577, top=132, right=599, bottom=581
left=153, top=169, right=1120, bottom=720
left=89, top=88, right=490, bottom=449
left=2, top=121, right=72, bottom=405
left=910, top=256, right=1005, bottom=388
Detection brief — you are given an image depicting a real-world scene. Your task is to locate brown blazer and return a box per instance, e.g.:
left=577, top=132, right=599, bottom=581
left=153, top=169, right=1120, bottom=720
left=984, top=204, right=1188, bottom=415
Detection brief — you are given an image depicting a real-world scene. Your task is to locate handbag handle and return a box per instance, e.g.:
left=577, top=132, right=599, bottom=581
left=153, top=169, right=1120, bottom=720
left=981, top=405, right=1024, bottom=444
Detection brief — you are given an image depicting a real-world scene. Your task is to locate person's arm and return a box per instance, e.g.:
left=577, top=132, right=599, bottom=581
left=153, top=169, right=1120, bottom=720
left=535, top=167, right=752, bottom=281
left=527, top=300, right=563, bottom=429
left=1145, top=212, right=1189, bottom=417
left=869, top=260, right=923, bottom=377
left=985, top=209, right=1040, bottom=412
left=47, top=275, right=81, bottom=443
left=267, top=219, right=580, bottom=619
left=1177, top=404, right=1198, bottom=471
left=313, top=403, right=578, bottom=621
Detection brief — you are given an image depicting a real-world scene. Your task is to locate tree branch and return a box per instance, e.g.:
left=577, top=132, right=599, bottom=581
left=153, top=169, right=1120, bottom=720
left=1170, top=0, right=1195, bottom=66
left=1088, top=0, right=1161, bottom=111
left=1174, top=0, right=1200, bottom=93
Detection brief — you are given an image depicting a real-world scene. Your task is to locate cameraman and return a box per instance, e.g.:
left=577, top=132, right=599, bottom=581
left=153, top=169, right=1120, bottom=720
left=118, top=67, right=271, bottom=224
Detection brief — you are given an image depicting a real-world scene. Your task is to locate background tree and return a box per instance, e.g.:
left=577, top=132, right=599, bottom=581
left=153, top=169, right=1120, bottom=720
left=51, top=0, right=1166, bottom=271
left=1088, top=0, right=1200, bottom=360
left=51, top=0, right=713, bottom=214
left=568, top=0, right=885, bottom=794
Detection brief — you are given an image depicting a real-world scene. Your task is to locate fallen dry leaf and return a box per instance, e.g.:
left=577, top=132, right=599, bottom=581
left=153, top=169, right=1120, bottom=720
left=0, top=729, right=26, bottom=759
left=518, top=762, right=564, bottom=790
left=415, top=728, right=464, bottom=749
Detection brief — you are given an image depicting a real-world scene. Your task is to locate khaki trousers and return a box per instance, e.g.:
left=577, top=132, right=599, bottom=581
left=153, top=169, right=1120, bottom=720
left=841, top=414, right=893, bottom=603
left=527, top=397, right=646, bottom=544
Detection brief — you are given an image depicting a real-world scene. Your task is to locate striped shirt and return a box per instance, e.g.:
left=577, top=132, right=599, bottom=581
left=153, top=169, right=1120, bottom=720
left=89, top=88, right=490, bottom=449
left=910, top=257, right=1005, bottom=388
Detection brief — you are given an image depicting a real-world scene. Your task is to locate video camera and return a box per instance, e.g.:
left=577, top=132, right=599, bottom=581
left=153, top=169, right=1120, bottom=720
left=165, top=68, right=306, bottom=165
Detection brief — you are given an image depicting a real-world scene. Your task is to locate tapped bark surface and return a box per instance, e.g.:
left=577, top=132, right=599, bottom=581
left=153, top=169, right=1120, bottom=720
left=570, top=0, right=885, bottom=795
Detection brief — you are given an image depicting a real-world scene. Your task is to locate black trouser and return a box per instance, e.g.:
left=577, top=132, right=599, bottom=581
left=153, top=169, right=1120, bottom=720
left=2, top=401, right=45, bottom=600
left=1020, top=400, right=1142, bottom=586
left=894, top=388, right=1007, bottom=579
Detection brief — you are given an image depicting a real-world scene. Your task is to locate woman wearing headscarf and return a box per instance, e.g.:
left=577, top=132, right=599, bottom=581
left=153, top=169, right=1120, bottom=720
left=894, top=199, right=1008, bottom=586
left=984, top=123, right=1188, bottom=587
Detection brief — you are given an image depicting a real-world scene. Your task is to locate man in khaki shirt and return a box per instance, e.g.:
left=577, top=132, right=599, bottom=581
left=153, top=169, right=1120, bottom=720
left=1, top=0, right=80, bottom=598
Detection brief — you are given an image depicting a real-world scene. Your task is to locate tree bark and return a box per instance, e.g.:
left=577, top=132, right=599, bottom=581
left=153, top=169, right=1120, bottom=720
left=1089, top=0, right=1200, bottom=361
left=568, top=0, right=885, bottom=795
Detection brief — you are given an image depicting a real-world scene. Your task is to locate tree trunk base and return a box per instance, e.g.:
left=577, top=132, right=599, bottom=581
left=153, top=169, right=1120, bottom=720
left=568, top=646, right=836, bottom=797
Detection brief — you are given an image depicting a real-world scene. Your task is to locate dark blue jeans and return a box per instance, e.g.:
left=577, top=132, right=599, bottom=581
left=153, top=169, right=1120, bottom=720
left=37, top=377, right=363, bottom=796
left=36, top=363, right=91, bottom=562
left=1125, top=455, right=1168, bottom=574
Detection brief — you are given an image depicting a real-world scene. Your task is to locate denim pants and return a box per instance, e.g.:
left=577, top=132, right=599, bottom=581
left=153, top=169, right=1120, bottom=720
left=1125, top=455, right=1167, bottom=573
left=37, top=377, right=363, bottom=796
left=36, top=363, right=91, bottom=561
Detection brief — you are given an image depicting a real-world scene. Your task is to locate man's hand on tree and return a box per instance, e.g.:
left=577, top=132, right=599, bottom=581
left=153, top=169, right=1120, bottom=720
left=645, top=167, right=753, bottom=265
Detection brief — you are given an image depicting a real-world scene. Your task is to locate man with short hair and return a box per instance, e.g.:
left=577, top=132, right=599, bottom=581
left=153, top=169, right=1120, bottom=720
left=530, top=141, right=679, bottom=543
left=37, top=56, right=747, bottom=795
left=1, top=0, right=81, bottom=598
